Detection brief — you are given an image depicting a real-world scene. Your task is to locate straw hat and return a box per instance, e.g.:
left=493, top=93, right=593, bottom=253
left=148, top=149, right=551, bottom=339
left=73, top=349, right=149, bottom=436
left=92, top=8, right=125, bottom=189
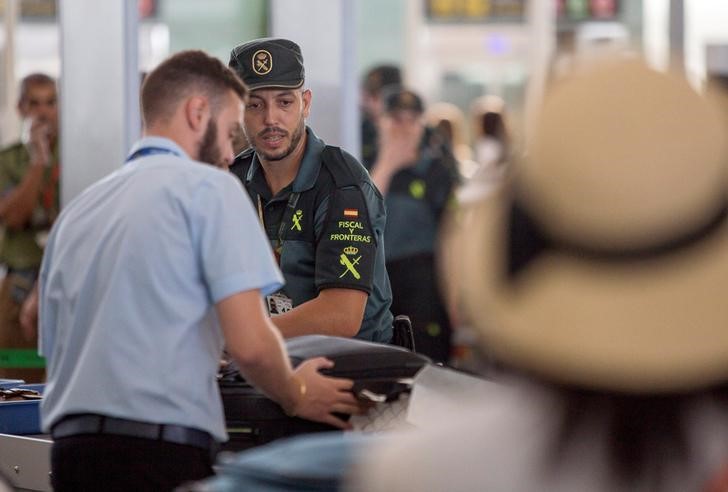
left=457, top=60, right=728, bottom=393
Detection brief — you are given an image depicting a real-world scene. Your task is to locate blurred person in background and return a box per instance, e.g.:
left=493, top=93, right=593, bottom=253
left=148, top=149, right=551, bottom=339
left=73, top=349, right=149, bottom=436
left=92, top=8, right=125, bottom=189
left=0, top=73, right=59, bottom=382
left=471, top=95, right=510, bottom=177
left=228, top=38, right=393, bottom=343
left=453, top=95, right=512, bottom=206
left=360, top=64, right=401, bottom=169
left=424, top=101, right=475, bottom=177
left=352, top=60, right=728, bottom=491
left=370, top=87, right=459, bottom=362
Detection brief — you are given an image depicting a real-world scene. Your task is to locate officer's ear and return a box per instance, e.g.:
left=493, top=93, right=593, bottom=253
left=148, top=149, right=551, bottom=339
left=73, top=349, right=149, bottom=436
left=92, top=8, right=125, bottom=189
left=301, top=89, right=312, bottom=118
left=184, top=95, right=211, bottom=133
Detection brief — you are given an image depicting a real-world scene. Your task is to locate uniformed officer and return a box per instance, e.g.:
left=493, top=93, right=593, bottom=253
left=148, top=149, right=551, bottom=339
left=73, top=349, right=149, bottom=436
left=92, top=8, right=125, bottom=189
left=228, top=38, right=393, bottom=342
left=0, top=73, right=59, bottom=381
left=370, top=87, right=459, bottom=362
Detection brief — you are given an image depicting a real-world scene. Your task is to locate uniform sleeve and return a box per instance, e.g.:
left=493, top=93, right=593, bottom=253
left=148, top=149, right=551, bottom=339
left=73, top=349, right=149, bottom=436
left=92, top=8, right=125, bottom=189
left=192, top=173, right=284, bottom=303
left=314, top=185, right=376, bottom=294
left=0, top=148, right=18, bottom=198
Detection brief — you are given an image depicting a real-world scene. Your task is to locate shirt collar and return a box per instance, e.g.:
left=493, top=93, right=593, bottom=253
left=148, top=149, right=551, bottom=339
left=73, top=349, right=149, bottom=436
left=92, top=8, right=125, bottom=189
left=127, top=136, right=190, bottom=161
left=245, top=126, right=324, bottom=197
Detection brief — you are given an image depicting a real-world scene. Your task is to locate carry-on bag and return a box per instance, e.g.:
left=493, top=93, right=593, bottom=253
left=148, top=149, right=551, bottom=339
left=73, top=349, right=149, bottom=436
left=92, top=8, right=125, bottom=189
left=218, top=334, right=430, bottom=451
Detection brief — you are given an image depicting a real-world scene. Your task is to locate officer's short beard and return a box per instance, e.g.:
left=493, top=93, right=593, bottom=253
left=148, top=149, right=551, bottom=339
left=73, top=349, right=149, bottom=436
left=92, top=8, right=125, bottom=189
left=255, top=116, right=305, bottom=163
left=198, top=118, right=223, bottom=168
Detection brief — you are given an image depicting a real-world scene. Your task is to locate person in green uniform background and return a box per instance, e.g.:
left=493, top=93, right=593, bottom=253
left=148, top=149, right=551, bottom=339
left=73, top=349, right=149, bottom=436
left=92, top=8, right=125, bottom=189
left=228, top=38, right=393, bottom=343
left=0, top=73, right=59, bottom=381
left=370, top=87, right=459, bottom=363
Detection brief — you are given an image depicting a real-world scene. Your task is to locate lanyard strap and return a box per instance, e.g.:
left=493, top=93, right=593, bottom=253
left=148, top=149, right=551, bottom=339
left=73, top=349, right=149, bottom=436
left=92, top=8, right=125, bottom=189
left=126, top=146, right=182, bottom=163
left=257, top=192, right=300, bottom=255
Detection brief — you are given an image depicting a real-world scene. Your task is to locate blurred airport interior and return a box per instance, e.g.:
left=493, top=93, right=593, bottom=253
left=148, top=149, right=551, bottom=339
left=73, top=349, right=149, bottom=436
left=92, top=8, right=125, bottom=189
left=0, top=0, right=727, bottom=205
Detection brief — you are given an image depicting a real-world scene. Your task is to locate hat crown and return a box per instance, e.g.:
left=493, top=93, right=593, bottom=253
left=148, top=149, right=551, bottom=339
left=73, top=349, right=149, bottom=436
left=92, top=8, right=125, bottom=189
left=229, top=37, right=305, bottom=91
left=520, top=60, right=727, bottom=250
left=455, top=59, right=728, bottom=393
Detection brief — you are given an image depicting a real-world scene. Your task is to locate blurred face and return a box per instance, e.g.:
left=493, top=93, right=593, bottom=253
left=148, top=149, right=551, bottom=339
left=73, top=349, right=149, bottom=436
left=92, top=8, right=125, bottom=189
left=243, top=88, right=311, bottom=162
left=379, top=109, right=425, bottom=144
left=18, top=82, right=58, bottom=139
left=198, top=90, right=244, bottom=170
left=360, top=91, right=383, bottom=120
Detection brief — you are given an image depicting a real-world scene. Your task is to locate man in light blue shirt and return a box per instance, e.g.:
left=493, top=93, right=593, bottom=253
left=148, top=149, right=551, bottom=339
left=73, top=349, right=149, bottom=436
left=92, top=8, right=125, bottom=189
left=39, top=50, right=360, bottom=492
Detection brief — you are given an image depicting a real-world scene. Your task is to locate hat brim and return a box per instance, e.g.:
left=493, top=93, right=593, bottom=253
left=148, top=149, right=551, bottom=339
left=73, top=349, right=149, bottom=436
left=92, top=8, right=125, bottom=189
left=246, top=80, right=304, bottom=91
left=457, top=192, right=728, bottom=393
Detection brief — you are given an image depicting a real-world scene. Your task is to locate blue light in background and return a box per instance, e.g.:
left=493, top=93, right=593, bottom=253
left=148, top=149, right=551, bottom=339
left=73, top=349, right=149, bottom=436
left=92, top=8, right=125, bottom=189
left=485, top=33, right=510, bottom=56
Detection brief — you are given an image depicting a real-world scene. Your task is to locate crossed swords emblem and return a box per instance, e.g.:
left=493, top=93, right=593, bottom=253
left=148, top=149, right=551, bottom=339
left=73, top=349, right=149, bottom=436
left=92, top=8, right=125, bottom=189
left=339, top=254, right=361, bottom=279
left=253, top=50, right=272, bottom=75
left=291, top=210, right=303, bottom=231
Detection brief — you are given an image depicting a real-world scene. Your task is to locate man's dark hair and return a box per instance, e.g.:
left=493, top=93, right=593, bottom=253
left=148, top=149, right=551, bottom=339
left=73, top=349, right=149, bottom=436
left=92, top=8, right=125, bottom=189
left=141, top=50, right=247, bottom=127
left=18, top=73, right=56, bottom=104
left=362, top=65, right=401, bottom=96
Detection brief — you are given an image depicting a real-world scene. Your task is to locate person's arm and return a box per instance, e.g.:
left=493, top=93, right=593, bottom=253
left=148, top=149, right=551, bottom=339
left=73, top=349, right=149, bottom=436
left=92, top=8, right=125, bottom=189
left=0, top=120, right=52, bottom=229
left=271, top=288, right=367, bottom=338
left=370, top=120, right=420, bottom=195
left=0, top=166, right=44, bottom=229
left=20, top=283, right=39, bottom=342
left=370, top=145, right=417, bottom=195
left=217, top=288, right=362, bottom=428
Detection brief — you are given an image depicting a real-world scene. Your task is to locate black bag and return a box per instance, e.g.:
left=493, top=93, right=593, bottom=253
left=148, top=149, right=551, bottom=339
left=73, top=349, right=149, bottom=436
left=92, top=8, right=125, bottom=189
left=219, top=335, right=430, bottom=451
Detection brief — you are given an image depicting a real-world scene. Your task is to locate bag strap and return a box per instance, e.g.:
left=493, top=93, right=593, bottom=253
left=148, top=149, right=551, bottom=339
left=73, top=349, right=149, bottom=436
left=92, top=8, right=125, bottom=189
left=321, top=145, right=357, bottom=188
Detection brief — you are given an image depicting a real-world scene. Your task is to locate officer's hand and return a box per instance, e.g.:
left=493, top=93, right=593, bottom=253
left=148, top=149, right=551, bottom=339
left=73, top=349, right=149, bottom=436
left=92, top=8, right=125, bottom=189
left=27, top=118, right=52, bottom=167
left=287, top=357, right=364, bottom=429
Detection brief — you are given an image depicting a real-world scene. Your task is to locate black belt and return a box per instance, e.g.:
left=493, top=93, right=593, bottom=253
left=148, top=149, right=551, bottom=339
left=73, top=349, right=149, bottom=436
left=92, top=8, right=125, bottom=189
left=51, top=414, right=216, bottom=451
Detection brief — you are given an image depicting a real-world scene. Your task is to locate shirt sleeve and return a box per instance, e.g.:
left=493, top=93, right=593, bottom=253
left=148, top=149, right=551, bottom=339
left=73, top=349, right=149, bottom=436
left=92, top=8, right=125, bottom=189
left=192, top=172, right=284, bottom=304
left=0, top=148, right=18, bottom=198
left=314, top=185, right=376, bottom=294
left=37, top=221, right=58, bottom=359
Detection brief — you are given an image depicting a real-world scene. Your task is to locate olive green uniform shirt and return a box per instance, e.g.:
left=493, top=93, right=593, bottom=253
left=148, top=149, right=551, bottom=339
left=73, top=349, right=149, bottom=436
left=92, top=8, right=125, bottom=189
left=0, top=141, right=60, bottom=270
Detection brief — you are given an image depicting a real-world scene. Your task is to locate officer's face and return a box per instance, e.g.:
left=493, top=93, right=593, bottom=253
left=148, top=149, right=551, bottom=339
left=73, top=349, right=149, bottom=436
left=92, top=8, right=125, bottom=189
left=198, top=90, right=244, bottom=170
left=18, top=82, right=58, bottom=139
left=243, top=88, right=311, bottom=162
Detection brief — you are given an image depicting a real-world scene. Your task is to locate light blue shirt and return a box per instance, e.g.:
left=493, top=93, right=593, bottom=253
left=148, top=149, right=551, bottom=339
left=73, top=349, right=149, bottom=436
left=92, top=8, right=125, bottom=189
left=39, top=136, right=283, bottom=442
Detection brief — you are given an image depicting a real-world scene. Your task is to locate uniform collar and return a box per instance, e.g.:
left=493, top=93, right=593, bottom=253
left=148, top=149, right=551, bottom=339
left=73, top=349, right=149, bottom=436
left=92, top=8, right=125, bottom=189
left=127, top=136, right=190, bottom=161
left=246, top=126, right=324, bottom=199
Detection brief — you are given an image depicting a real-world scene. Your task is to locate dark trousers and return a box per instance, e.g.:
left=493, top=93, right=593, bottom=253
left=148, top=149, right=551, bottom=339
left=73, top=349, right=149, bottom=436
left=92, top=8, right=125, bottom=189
left=387, top=253, right=452, bottom=363
left=51, top=434, right=214, bottom=492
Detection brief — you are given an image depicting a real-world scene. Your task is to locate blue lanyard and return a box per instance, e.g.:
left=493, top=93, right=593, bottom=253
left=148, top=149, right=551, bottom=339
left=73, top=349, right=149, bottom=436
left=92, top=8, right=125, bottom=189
left=126, top=146, right=182, bottom=163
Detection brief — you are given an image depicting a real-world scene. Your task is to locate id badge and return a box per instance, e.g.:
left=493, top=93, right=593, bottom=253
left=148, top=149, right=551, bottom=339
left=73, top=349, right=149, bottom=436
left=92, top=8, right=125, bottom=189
left=266, top=291, right=293, bottom=316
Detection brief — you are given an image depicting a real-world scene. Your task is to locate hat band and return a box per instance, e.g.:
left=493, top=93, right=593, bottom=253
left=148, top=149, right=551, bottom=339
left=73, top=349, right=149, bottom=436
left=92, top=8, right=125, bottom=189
left=507, top=198, right=728, bottom=279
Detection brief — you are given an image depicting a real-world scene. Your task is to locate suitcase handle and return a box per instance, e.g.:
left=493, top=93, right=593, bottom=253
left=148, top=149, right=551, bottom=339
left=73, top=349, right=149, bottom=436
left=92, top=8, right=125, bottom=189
left=391, top=315, right=416, bottom=352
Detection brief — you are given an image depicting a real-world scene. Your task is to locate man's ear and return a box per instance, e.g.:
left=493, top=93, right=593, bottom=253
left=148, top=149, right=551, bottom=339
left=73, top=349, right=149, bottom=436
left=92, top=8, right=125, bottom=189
left=302, top=89, right=313, bottom=119
left=184, top=95, right=210, bottom=132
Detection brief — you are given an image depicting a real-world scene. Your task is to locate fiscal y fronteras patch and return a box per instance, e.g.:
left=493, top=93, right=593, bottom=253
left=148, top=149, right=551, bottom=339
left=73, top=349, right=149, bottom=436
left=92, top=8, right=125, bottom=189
left=329, top=219, right=371, bottom=243
left=339, top=246, right=362, bottom=279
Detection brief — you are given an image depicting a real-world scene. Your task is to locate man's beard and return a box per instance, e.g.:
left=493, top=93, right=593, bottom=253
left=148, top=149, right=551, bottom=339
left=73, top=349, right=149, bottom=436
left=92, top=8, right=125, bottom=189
left=250, top=116, right=305, bottom=162
left=198, top=118, right=222, bottom=167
